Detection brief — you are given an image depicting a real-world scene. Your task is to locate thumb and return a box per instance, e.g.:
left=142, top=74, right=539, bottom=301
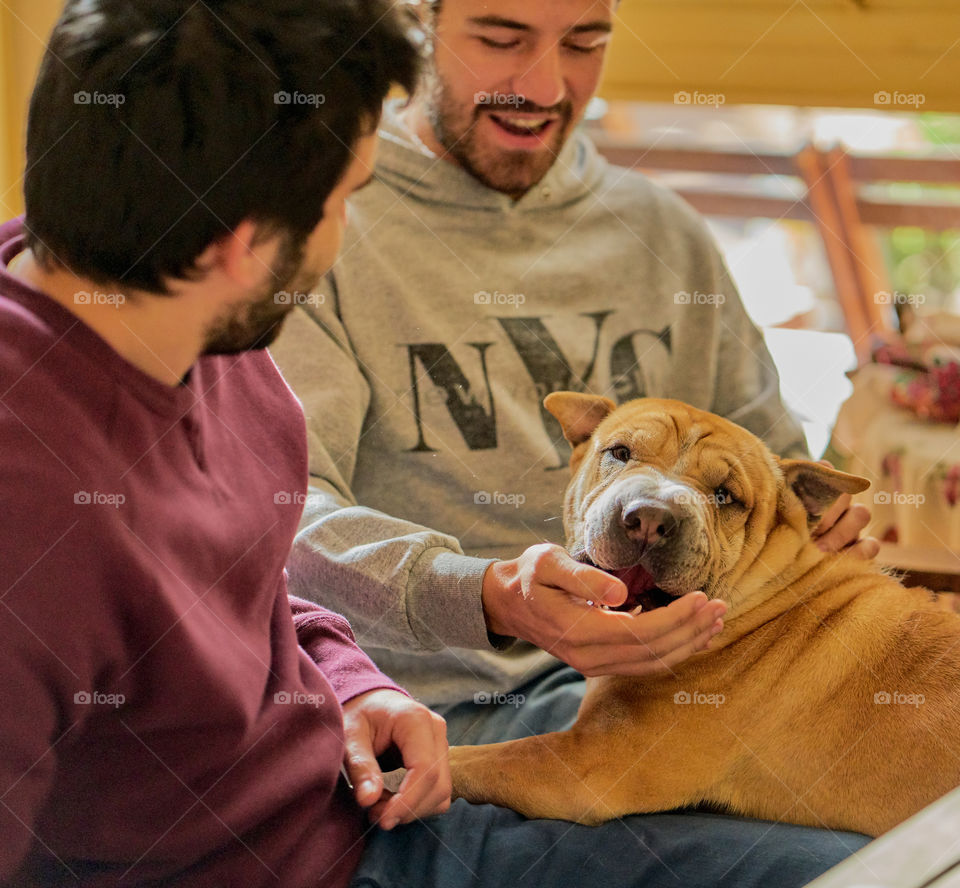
left=343, top=720, right=384, bottom=808
left=563, top=559, right=627, bottom=607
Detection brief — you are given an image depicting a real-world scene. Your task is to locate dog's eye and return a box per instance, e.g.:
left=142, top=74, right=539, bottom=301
left=714, top=485, right=736, bottom=506
left=606, top=445, right=631, bottom=463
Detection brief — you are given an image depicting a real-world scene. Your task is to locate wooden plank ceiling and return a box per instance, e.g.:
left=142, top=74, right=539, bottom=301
left=601, top=0, right=960, bottom=111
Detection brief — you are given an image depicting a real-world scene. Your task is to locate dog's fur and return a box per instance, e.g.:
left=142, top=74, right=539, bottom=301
left=449, top=393, right=960, bottom=837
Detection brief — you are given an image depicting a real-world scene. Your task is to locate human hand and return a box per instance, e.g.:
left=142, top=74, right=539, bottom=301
left=812, top=460, right=879, bottom=558
left=341, top=689, right=451, bottom=829
left=481, top=543, right=726, bottom=677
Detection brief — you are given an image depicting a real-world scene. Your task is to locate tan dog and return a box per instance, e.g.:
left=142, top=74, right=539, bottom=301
left=449, top=393, right=960, bottom=837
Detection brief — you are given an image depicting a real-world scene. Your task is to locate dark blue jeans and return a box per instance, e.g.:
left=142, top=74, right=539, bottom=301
left=351, top=665, right=871, bottom=888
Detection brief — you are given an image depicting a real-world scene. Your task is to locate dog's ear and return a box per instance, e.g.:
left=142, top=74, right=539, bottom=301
left=544, top=392, right=617, bottom=446
left=780, top=459, right=870, bottom=519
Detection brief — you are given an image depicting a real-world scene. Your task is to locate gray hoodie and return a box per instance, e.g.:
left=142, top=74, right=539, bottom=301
left=270, top=103, right=805, bottom=706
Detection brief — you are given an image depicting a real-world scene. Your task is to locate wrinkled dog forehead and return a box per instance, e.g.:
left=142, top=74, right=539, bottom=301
left=587, top=401, right=764, bottom=477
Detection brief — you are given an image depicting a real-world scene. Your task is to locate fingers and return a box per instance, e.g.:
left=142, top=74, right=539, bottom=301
left=342, top=719, right=385, bottom=810
left=376, top=709, right=451, bottom=829
left=814, top=492, right=850, bottom=537
left=815, top=501, right=871, bottom=553
left=342, top=690, right=451, bottom=830
left=562, top=595, right=727, bottom=676
left=555, top=588, right=723, bottom=650
left=526, top=544, right=627, bottom=606
left=848, top=535, right=880, bottom=560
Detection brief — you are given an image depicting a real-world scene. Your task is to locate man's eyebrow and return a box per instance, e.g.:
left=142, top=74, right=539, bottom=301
left=467, top=16, right=612, bottom=35
left=569, top=21, right=613, bottom=35
left=467, top=15, right=531, bottom=31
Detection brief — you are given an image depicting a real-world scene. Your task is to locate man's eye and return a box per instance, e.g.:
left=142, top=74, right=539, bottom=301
left=607, top=445, right=631, bottom=463
left=478, top=36, right=521, bottom=50
left=564, top=42, right=603, bottom=54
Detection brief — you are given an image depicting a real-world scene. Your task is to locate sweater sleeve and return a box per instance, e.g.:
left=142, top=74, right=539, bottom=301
left=289, top=594, right=406, bottom=704
left=270, top=279, right=504, bottom=656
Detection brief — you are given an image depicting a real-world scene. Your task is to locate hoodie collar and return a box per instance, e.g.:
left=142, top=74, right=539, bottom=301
left=373, top=100, right=608, bottom=214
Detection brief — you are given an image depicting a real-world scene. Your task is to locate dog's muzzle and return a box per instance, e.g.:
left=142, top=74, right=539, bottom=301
left=574, top=473, right=712, bottom=610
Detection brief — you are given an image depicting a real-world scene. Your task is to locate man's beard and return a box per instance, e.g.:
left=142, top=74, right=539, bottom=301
left=423, top=64, right=574, bottom=199
left=202, top=232, right=313, bottom=356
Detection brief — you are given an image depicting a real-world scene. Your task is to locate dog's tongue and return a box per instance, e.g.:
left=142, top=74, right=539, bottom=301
left=608, top=564, right=658, bottom=595
left=604, top=564, right=665, bottom=612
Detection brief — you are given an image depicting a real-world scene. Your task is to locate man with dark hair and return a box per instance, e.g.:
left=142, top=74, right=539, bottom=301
left=271, top=0, right=875, bottom=884
left=0, top=1, right=452, bottom=885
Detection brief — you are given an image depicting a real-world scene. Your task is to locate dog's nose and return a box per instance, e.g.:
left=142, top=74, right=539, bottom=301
left=621, top=501, right=678, bottom=546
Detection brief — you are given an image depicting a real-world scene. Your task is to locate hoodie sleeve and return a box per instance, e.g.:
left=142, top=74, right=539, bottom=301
left=271, top=279, right=503, bottom=657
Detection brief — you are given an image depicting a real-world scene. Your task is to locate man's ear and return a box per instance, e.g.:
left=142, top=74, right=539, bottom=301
left=780, top=459, right=870, bottom=519
left=544, top=392, right=616, bottom=447
left=213, top=219, right=277, bottom=289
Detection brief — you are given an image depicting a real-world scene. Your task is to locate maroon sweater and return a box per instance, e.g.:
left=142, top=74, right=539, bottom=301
left=0, top=219, right=399, bottom=886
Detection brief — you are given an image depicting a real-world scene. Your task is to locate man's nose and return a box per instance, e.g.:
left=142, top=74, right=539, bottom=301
left=511, top=46, right=565, bottom=110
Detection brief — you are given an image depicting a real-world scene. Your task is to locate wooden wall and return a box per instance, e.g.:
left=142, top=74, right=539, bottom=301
left=2, top=0, right=958, bottom=213
left=603, top=0, right=960, bottom=111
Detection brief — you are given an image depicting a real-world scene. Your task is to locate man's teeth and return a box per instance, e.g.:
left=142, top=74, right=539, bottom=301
left=504, top=117, right=548, bottom=128
left=491, top=114, right=551, bottom=133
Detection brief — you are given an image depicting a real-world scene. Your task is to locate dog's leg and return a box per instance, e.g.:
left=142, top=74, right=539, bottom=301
left=450, top=729, right=688, bottom=825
